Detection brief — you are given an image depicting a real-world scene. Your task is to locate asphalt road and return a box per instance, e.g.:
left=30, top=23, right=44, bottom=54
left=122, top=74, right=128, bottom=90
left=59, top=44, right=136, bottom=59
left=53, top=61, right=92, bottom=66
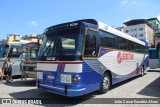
left=0, top=71, right=160, bottom=107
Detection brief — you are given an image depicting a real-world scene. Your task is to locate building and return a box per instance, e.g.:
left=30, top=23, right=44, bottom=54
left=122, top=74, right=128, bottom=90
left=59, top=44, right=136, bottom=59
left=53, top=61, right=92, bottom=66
left=154, top=32, right=160, bottom=47
left=147, top=17, right=160, bottom=31
left=21, top=34, right=42, bottom=43
left=116, top=26, right=124, bottom=32
left=21, top=34, right=36, bottom=40
left=123, top=19, right=154, bottom=46
left=20, top=34, right=39, bottom=43
left=0, top=39, right=7, bottom=43
left=7, top=34, right=20, bottom=43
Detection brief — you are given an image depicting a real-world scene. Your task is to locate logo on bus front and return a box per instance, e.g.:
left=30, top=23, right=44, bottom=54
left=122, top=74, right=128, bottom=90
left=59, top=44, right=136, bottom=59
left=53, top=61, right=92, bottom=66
left=117, top=52, right=134, bottom=64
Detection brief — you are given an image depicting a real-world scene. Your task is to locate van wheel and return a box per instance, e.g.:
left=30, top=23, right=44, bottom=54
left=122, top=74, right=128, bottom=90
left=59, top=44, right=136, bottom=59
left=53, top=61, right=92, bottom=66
left=99, top=73, right=111, bottom=94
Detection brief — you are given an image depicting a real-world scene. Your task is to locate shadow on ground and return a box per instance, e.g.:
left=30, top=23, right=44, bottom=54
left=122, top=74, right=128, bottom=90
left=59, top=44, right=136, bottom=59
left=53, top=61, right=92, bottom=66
left=111, top=75, right=140, bottom=90
left=9, top=88, right=97, bottom=105
left=8, top=75, right=144, bottom=106
left=3, top=79, right=36, bottom=87
left=137, top=76, right=160, bottom=97
left=147, top=70, right=160, bottom=73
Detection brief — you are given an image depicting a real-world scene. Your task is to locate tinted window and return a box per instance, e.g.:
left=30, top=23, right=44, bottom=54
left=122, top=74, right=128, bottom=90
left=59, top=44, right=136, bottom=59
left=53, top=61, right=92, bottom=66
left=84, top=34, right=96, bottom=56
left=149, top=50, right=157, bottom=59
left=99, top=30, right=147, bottom=53
left=128, top=40, right=134, bottom=51
left=8, top=46, right=23, bottom=58
left=116, top=36, right=127, bottom=50
left=100, top=31, right=116, bottom=48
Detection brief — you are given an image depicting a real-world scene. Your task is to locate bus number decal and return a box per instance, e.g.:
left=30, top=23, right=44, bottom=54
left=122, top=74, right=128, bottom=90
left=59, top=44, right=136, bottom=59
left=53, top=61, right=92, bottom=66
left=69, top=23, right=78, bottom=27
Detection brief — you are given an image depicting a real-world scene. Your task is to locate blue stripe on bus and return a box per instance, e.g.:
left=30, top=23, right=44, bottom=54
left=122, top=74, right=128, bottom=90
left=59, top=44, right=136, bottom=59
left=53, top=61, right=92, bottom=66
left=99, top=48, right=113, bottom=58
left=81, top=61, right=102, bottom=93
left=62, top=64, right=66, bottom=72
left=56, top=64, right=60, bottom=72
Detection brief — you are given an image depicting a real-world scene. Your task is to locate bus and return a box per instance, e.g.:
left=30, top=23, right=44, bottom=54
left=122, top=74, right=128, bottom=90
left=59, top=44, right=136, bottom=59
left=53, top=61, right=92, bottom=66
left=0, top=41, right=25, bottom=76
left=36, top=19, right=149, bottom=97
left=148, top=48, right=159, bottom=69
left=148, top=32, right=160, bottom=69
left=20, top=41, right=40, bottom=79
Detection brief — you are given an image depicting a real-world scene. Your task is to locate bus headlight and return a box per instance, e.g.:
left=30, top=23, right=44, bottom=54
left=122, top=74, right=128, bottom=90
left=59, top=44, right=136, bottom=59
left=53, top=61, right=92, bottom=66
left=73, top=75, right=81, bottom=84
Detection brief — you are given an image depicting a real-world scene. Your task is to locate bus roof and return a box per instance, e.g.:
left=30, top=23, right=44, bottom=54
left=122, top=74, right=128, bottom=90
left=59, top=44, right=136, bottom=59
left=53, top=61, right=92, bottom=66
left=98, top=21, right=146, bottom=46
left=44, top=19, right=146, bottom=46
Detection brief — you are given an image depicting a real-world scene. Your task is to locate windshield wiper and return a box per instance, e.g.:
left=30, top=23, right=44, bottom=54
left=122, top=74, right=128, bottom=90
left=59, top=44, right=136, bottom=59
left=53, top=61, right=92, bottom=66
left=40, top=44, right=51, bottom=59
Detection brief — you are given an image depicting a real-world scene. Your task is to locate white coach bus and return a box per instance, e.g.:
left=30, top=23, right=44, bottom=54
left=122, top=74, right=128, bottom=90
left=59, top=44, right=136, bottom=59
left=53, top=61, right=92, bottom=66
left=37, top=19, right=149, bottom=97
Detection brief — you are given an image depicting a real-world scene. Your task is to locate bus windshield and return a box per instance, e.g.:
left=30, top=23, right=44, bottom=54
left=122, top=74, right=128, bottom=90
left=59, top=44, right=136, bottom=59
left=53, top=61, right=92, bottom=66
left=38, top=28, right=84, bottom=61
left=20, top=48, right=38, bottom=60
left=0, top=44, right=9, bottom=58
left=8, top=45, right=23, bottom=58
left=26, top=48, right=38, bottom=60
left=19, top=52, right=27, bottom=60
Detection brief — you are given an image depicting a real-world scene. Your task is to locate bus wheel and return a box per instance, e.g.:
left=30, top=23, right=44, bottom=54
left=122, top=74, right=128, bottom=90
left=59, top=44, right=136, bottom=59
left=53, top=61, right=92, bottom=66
left=99, top=73, right=111, bottom=94
left=140, top=67, right=144, bottom=77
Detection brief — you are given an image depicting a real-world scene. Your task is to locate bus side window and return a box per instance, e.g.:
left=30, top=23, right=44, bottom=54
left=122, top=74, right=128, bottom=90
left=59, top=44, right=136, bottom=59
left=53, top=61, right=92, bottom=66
left=128, top=41, right=134, bottom=52
left=116, top=37, right=127, bottom=50
left=84, top=34, right=96, bottom=57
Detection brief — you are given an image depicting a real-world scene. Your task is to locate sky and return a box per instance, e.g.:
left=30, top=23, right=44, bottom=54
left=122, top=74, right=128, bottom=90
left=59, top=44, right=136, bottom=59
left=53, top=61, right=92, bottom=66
left=0, top=0, right=160, bottom=39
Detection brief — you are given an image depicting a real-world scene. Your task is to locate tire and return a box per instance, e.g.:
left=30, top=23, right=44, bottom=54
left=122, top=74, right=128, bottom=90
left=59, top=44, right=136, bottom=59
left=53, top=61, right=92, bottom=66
left=140, top=67, right=144, bottom=77
left=99, top=73, right=111, bottom=94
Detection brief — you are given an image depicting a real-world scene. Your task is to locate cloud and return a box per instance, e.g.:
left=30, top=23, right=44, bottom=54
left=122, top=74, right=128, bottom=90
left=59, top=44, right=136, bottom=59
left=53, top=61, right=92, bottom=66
left=28, top=20, right=38, bottom=26
left=121, top=0, right=128, bottom=4
left=121, top=0, right=136, bottom=5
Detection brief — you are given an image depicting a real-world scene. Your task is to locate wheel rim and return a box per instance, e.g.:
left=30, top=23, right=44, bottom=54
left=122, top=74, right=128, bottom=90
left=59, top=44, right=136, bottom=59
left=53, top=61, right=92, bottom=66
left=103, top=76, right=109, bottom=89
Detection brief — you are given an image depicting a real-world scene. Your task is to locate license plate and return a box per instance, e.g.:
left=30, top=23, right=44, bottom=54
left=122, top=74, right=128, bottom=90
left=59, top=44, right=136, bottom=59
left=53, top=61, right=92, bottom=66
left=60, top=74, right=71, bottom=84
left=37, top=72, right=43, bottom=80
left=48, top=75, right=55, bottom=80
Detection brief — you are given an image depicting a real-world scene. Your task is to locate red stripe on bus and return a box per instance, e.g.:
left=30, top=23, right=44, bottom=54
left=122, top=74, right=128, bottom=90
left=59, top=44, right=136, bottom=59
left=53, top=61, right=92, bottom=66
left=22, top=60, right=37, bottom=64
left=59, top=64, right=63, bottom=72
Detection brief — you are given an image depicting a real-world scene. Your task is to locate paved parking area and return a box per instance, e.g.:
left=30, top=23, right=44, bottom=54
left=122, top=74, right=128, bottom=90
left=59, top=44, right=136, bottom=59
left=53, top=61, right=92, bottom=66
left=0, top=71, right=160, bottom=107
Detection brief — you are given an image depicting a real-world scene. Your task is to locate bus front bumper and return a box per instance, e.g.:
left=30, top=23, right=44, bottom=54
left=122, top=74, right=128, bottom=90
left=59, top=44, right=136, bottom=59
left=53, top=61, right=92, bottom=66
left=24, top=71, right=37, bottom=78
left=37, top=83, right=86, bottom=97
